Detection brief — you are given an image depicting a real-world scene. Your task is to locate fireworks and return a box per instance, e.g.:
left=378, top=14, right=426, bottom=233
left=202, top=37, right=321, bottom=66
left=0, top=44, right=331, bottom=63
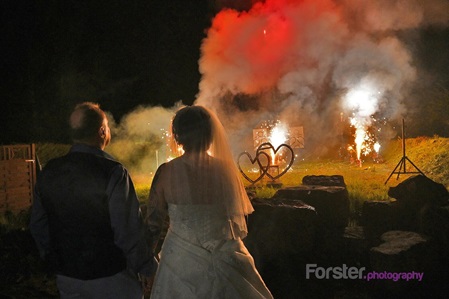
left=343, top=80, right=384, bottom=166
left=253, top=120, right=287, bottom=165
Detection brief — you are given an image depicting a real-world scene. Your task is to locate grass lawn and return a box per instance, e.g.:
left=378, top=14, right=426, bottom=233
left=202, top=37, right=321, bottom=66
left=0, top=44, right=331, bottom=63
left=131, top=137, right=449, bottom=220
left=36, top=137, right=449, bottom=218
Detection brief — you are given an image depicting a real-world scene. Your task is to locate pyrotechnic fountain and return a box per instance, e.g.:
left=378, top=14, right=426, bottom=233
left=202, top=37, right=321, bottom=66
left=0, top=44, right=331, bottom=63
left=111, top=0, right=448, bottom=179
left=193, top=0, right=449, bottom=163
left=268, top=122, right=287, bottom=164
left=343, top=81, right=383, bottom=167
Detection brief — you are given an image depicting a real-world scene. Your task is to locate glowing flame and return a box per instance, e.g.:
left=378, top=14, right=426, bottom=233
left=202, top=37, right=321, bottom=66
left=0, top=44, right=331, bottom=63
left=350, top=117, right=367, bottom=161
left=344, top=80, right=382, bottom=166
left=348, top=115, right=381, bottom=165
left=269, top=123, right=287, bottom=148
left=374, top=142, right=380, bottom=153
left=268, top=122, right=287, bottom=164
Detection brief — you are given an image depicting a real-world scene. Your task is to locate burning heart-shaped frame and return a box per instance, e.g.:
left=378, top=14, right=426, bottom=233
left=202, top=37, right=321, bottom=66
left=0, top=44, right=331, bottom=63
left=256, top=142, right=295, bottom=181
left=237, top=151, right=271, bottom=184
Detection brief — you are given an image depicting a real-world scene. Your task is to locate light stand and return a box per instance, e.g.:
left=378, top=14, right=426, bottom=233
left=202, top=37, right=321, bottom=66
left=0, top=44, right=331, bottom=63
left=385, top=119, right=425, bottom=184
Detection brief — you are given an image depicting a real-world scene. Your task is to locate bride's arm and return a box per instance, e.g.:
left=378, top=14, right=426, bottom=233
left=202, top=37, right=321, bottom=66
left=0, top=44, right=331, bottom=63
left=145, top=164, right=168, bottom=254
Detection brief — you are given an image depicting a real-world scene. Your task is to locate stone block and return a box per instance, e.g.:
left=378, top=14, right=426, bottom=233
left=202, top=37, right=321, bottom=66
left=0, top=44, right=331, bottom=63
left=245, top=197, right=317, bottom=258
left=361, top=201, right=395, bottom=244
left=273, top=185, right=350, bottom=230
left=302, top=175, right=346, bottom=187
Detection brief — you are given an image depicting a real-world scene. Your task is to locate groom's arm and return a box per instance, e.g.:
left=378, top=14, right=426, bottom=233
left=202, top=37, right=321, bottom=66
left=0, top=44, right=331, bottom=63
left=108, top=165, right=158, bottom=277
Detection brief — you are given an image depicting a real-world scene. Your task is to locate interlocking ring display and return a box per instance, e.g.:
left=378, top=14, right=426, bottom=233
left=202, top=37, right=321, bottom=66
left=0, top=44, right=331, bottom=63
left=237, top=142, right=295, bottom=184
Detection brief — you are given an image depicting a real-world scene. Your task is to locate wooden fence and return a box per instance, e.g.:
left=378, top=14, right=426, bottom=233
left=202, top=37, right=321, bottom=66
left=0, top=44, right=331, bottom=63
left=0, top=144, right=37, bottom=213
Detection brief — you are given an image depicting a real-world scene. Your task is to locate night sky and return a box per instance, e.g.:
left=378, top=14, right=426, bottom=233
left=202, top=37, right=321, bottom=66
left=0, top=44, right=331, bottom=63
left=1, top=0, right=449, bottom=144
left=1, top=0, right=214, bottom=143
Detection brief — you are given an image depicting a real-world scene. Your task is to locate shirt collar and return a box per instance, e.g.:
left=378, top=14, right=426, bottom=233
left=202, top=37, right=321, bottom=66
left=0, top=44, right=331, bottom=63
left=70, top=143, right=116, bottom=161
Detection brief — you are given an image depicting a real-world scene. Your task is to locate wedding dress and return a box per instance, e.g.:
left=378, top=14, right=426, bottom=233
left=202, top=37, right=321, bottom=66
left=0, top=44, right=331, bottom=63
left=147, top=105, right=272, bottom=298
left=147, top=156, right=273, bottom=299
left=150, top=204, right=272, bottom=299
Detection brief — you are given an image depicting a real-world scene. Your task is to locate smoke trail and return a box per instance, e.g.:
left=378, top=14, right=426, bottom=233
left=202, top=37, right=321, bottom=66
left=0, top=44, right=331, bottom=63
left=106, top=105, right=179, bottom=175
left=196, top=0, right=449, bottom=158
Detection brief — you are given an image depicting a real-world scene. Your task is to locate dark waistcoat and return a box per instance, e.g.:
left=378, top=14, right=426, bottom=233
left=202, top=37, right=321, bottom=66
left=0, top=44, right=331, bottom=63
left=37, top=151, right=126, bottom=280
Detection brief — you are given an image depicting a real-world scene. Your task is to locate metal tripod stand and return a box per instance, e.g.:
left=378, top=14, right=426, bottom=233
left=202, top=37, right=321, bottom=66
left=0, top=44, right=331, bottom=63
left=384, top=119, right=425, bottom=184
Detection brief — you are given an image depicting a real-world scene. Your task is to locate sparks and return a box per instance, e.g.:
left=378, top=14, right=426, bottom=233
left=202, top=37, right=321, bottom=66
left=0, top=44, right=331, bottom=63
left=269, top=122, right=287, bottom=148
left=343, top=80, right=383, bottom=166
left=374, top=142, right=380, bottom=153
left=268, top=121, right=287, bottom=164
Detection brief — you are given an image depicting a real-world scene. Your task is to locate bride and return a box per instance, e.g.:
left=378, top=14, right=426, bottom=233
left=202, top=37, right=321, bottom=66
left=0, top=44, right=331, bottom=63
left=145, top=105, right=273, bottom=298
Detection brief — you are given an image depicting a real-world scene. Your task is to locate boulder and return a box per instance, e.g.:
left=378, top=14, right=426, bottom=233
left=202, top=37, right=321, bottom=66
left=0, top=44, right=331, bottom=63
left=245, top=197, right=317, bottom=258
left=420, top=205, right=449, bottom=248
left=302, top=175, right=346, bottom=187
left=419, top=204, right=449, bottom=286
left=388, top=175, right=449, bottom=231
left=342, top=226, right=369, bottom=266
left=271, top=185, right=350, bottom=266
left=361, top=201, right=395, bottom=244
left=388, top=175, right=449, bottom=207
left=370, top=231, right=427, bottom=271
left=245, top=197, right=318, bottom=299
left=273, top=185, right=350, bottom=231
left=369, top=230, right=428, bottom=296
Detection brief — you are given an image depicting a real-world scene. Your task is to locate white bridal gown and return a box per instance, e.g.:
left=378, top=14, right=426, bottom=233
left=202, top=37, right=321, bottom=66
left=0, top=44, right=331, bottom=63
left=147, top=156, right=273, bottom=299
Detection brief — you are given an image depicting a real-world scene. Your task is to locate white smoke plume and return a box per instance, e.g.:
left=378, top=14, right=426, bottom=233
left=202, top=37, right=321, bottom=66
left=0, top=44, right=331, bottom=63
left=106, top=105, right=179, bottom=175
left=196, top=0, right=449, bottom=158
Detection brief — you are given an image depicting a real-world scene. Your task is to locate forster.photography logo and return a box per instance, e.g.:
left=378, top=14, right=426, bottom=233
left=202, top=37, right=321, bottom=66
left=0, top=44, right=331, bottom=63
left=306, top=264, right=424, bottom=282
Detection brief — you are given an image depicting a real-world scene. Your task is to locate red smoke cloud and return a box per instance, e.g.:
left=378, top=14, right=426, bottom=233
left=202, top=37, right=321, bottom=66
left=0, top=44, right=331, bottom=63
left=201, top=0, right=345, bottom=94
left=197, top=0, right=449, bottom=156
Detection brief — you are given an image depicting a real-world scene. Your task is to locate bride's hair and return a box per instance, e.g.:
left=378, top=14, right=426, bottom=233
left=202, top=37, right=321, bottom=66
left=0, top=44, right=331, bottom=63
left=169, top=104, right=254, bottom=238
left=172, top=106, right=212, bottom=153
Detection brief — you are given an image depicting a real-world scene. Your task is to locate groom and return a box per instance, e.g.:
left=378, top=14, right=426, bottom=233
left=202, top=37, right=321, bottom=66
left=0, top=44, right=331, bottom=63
left=30, top=102, right=157, bottom=298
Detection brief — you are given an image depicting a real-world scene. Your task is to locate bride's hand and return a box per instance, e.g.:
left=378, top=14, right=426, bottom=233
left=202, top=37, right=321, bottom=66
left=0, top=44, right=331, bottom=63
left=140, top=274, right=155, bottom=295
